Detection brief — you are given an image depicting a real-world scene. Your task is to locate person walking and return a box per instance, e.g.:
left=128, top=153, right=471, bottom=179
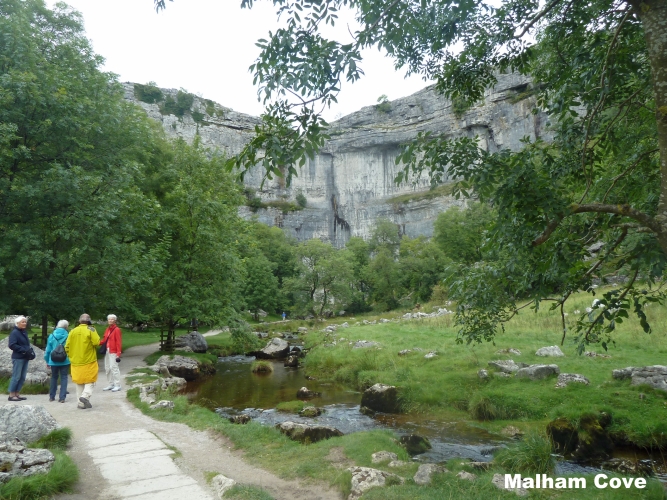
left=65, top=313, right=100, bottom=409
left=7, top=316, right=33, bottom=401
left=44, top=320, right=71, bottom=403
left=101, top=314, right=122, bottom=392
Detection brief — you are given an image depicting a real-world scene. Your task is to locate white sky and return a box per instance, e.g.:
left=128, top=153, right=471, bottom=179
left=50, top=0, right=432, bottom=121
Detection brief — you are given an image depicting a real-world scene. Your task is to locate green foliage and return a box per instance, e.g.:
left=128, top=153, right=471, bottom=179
left=468, top=394, right=500, bottom=421
left=433, top=203, right=495, bottom=264
left=251, top=360, right=274, bottom=373
left=387, top=184, right=454, bottom=205
left=223, top=485, right=276, bottom=500
left=276, top=400, right=307, bottom=413
left=160, top=89, right=195, bottom=117
left=243, top=252, right=280, bottom=319
left=191, top=110, right=205, bottom=123
left=450, top=95, right=472, bottom=119
left=134, top=82, right=164, bottom=104
left=376, top=94, right=391, bottom=113
left=229, top=316, right=263, bottom=354
left=494, top=433, right=555, bottom=475
left=295, top=191, right=307, bottom=208
left=28, top=428, right=72, bottom=451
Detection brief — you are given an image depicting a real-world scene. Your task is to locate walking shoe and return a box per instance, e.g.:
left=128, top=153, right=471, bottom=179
left=102, top=386, right=114, bottom=391
left=79, top=397, right=92, bottom=409
left=59, top=399, right=65, bottom=403
left=49, top=398, right=55, bottom=402
left=111, top=386, right=122, bottom=392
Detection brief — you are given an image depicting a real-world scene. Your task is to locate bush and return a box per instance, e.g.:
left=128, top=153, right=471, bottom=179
left=468, top=394, right=500, bottom=421
left=296, top=192, right=307, bottom=208
left=494, top=433, right=555, bottom=475
left=134, top=82, right=163, bottom=104
left=229, top=317, right=263, bottom=354
left=251, top=360, right=273, bottom=373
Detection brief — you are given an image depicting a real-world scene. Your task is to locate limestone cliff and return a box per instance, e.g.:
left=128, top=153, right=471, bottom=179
left=123, top=73, right=547, bottom=246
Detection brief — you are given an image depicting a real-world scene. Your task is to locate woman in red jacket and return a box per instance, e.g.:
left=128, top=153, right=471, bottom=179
left=101, top=314, right=122, bottom=392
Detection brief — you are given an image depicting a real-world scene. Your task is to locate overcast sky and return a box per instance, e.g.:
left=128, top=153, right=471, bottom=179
left=50, top=0, right=432, bottom=121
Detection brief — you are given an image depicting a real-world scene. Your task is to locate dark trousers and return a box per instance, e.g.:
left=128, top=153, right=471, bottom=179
left=49, top=365, right=69, bottom=401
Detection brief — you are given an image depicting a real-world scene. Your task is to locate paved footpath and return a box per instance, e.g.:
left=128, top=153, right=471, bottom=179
left=4, top=332, right=339, bottom=500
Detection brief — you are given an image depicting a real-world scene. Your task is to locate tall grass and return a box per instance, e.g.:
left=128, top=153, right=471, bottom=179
left=223, top=485, right=276, bottom=500
left=494, top=432, right=555, bottom=475
left=28, top=428, right=72, bottom=451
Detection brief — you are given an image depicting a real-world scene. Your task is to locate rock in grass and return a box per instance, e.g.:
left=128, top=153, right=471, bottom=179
left=515, top=364, right=560, bottom=380
left=0, top=406, right=59, bottom=443
left=496, top=348, right=522, bottom=355
left=371, top=451, right=397, bottom=464
left=478, top=369, right=489, bottom=380
left=555, top=373, right=590, bottom=388
left=413, top=463, right=448, bottom=485
left=492, top=473, right=528, bottom=496
left=150, top=355, right=202, bottom=381
left=399, top=434, right=432, bottom=455
left=612, top=365, right=667, bottom=392
left=546, top=417, right=578, bottom=454
left=212, top=474, right=236, bottom=498
left=174, top=331, right=208, bottom=353
left=229, top=414, right=251, bottom=424
left=388, top=460, right=410, bottom=467
left=488, top=360, right=523, bottom=373
left=535, top=345, right=565, bottom=357
left=360, top=384, right=401, bottom=413
left=501, top=425, right=524, bottom=438
left=0, top=432, right=55, bottom=482
left=299, top=406, right=323, bottom=417
left=149, top=400, right=174, bottom=410
left=348, top=466, right=404, bottom=500
left=275, top=421, right=343, bottom=443
left=457, top=471, right=476, bottom=481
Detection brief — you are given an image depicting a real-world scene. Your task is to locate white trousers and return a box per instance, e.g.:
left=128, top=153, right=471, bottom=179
left=76, top=383, right=94, bottom=401
left=105, top=351, right=121, bottom=387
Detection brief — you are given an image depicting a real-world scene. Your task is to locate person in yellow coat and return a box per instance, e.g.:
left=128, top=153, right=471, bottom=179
left=65, top=313, right=100, bottom=409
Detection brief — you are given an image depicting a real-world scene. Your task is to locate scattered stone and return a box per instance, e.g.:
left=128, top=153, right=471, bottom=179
left=535, top=345, right=565, bottom=357
left=149, top=400, right=174, bottom=410
left=496, top=348, right=521, bottom=355
left=478, top=369, right=489, bottom=380
left=515, top=364, right=560, bottom=380
left=380, top=318, right=390, bottom=323
left=180, top=346, right=194, bottom=353
left=501, top=426, right=524, bottom=439
left=255, top=332, right=268, bottom=339
left=347, top=466, right=404, bottom=500
left=585, top=351, right=611, bottom=358
left=253, top=337, right=290, bottom=359
left=612, top=365, right=667, bottom=392
left=297, top=327, right=308, bottom=333
left=495, top=372, right=511, bottom=378
left=468, top=462, right=491, bottom=471
left=398, top=349, right=412, bottom=356
left=284, top=355, right=299, bottom=368
left=296, top=387, right=321, bottom=399
left=488, top=360, right=522, bottom=373
left=150, top=355, right=207, bottom=381
left=601, top=458, right=653, bottom=477
left=174, top=331, right=208, bottom=353
left=555, top=373, right=590, bottom=388
left=457, top=471, right=476, bottom=481
left=340, top=322, right=349, bottom=328
left=352, top=340, right=380, bottom=349
left=371, top=451, right=397, bottom=464
left=413, top=463, right=448, bottom=485
left=275, top=422, right=343, bottom=443
left=492, top=473, right=528, bottom=496
left=360, top=384, right=401, bottom=414
left=0, top=432, right=55, bottom=483
left=0, top=338, right=49, bottom=384
left=0, top=406, right=59, bottom=443
left=399, top=434, right=432, bottom=455
left=212, top=474, right=236, bottom=499
left=229, top=415, right=251, bottom=424
left=424, top=351, right=438, bottom=359
left=299, top=406, right=323, bottom=418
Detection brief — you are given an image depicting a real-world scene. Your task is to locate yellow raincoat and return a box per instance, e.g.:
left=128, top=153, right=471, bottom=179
left=65, top=323, right=100, bottom=384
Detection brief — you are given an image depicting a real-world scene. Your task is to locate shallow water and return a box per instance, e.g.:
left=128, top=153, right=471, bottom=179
left=186, top=356, right=667, bottom=478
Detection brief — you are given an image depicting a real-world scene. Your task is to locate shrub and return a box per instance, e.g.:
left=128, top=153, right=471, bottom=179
left=251, top=360, right=274, bottom=373
left=229, top=317, right=263, bottom=354
left=296, top=192, right=307, bottom=208
left=494, top=433, right=555, bottom=475
left=192, top=111, right=205, bottom=123
left=134, top=82, right=163, bottom=104
left=468, top=394, right=499, bottom=421
left=376, top=94, right=391, bottom=113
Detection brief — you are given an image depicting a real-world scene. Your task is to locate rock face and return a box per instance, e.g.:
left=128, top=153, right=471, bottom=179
left=515, top=364, right=560, bottom=380
left=275, top=421, right=343, bottom=443
left=253, top=338, right=290, bottom=359
left=0, top=338, right=49, bottom=385
left=360, top=384, right=401, bottom=414
left=124, top=73, right=548, bottom=246
left=174, top=331, right=208, bottom=353
left=0, top=405, right=59, bottom=443
left=612, top=365, right=667, bottom=392
left=347, top=466, right=404, bottom=500
left=0, top=432, right=55, bottom=483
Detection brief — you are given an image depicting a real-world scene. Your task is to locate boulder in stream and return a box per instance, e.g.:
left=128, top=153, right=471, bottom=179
left=253, top=338, right=290, bottom=359
left=399, top=434, right=432, bottom=455
left=360, top=384, right=401, bottom=414
left=275, top=421, right=343, bottom=443
left=150, top=355, right=210, bottom=381
left=174, top=331, right=208, bottom=353
left=296, top=387, right=321, bottom=399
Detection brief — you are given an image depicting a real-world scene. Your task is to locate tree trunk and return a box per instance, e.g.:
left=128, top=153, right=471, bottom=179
left=634, top=0, right=667, bottom=254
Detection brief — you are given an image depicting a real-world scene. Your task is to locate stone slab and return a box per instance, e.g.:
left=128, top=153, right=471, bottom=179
left=124, top=483, right=213, bottom=500
left=89, top=438, right=167, bottom=460
left=86, top=428, right=156, bottom=448
left=115, top=474, right=197, bottom=497
left=97, top=455, right=180, bottom=482
left=93, top=448, right=173, bottom=465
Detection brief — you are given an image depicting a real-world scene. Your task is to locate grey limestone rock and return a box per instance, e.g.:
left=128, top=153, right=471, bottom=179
left=478, top=369, right=489, bottom=380
left=347, top=466, right=404, bottom=500
left=492, top=473, right=528, bottom=496
left=535, top=345, right=565, bottom=357
left=174, top=331, right=208, bottom=353
left=254, top=338, right=290, bottom=359
left=496, top=348, right=521, bottom=355
left=149, top=400, right=175, bottom=410
left=296, top=387, right=321, bottom=399
left=371, top=451, right=397, bottom=464
left=488, top=360, right=523, bottom=373
left=457, top=471, right=477, bottom=481
left=0, top=338, right=49, bottom=384
left=413, top=463, right=448, bottom=485
left=0, top=432, right=54, bottom=483
left=515, top=364, right=560, bottom=380
left=212, top=474, right=236, bottom=499
left=150, top=355, right=202, bottom=381
left=555, top=373, right=590, bottom=388
left=613, top=365, right=667, bottom=392
left=275, top=421, right=343, bottom=443
left=229, top=414, right=251, bottom=424
left=0, top=406, right=59, bottom=443
left=352, top=340, right=379, bottom=349
left=361, top=384, right=401, bottom=414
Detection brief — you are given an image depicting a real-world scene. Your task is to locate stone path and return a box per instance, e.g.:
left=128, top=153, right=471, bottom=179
left=3, top=332, right=339, bottom=500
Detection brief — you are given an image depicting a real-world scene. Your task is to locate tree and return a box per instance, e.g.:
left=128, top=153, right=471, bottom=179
left=433, top=203, right=495, bottom=264
left=369, top=218, right=401, bottom=254
left=398, top=236, right=450, bottom=303
left=0, top=0, right=164, bottom=340
left=285, top=239, right=354, bottom=317
left=150, top=139, right=245, bottom=338
left=243, top=251, right=280, bottom=321
left=156, top=0, right=667, bottom=349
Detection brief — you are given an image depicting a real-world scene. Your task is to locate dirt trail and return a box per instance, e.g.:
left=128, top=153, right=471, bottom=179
left=10, top=340, right=340, bottom=500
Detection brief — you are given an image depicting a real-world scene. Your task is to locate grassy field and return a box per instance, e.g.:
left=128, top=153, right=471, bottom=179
left=297, top=288, right=667, bottom=448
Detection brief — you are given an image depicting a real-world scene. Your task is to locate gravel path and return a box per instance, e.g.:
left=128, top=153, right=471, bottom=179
left=9, top=338, right=340, bottom=500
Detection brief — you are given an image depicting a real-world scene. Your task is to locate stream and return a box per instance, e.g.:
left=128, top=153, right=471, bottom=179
left=184, top=355, right=667, bottom=481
